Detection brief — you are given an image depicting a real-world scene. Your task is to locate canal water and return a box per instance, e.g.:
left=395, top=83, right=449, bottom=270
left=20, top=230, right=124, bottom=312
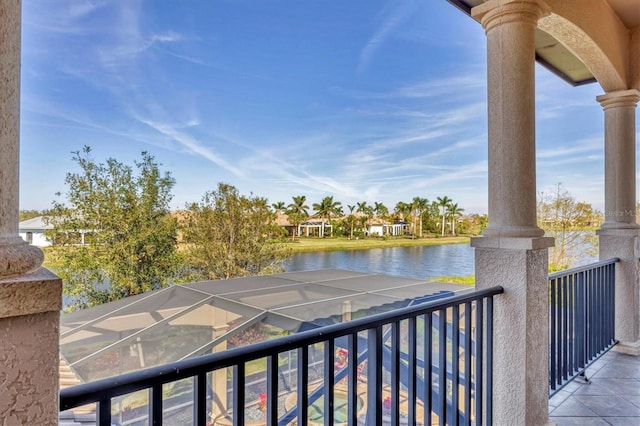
left=284, top=243, right=475, bottom=280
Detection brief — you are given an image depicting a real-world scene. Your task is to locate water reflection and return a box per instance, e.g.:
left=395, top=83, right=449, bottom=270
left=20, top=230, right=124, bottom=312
left=284, top=243, right=475, bottom=280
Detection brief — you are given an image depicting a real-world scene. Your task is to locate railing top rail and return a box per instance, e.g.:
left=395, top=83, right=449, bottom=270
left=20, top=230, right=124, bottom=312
left=60, top=285, right=503, bottom=410
left=548, top=258, right=619, bottom=280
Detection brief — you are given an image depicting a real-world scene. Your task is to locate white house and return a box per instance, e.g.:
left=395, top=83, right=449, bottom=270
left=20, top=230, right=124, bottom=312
left=18, top=216, right=52, bottom=247
left=367, top=220, right=407, bottom=236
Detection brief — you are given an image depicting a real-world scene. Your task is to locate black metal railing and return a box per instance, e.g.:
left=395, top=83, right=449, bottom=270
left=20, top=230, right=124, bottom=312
left=60, top=286, right=503, bottom=426
left=549, top=258, right=618, bottom=396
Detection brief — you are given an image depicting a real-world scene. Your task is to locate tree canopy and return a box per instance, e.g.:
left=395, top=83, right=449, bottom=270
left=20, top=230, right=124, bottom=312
left=181, top=183, right=290, bottom=280
left=47, top=146, right=180, bottom=310
left=537, top=183, right=601, bottom=269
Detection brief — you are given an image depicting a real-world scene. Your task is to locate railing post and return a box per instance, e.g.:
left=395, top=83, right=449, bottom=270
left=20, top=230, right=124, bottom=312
left=471, top=238, right=553, bottom=425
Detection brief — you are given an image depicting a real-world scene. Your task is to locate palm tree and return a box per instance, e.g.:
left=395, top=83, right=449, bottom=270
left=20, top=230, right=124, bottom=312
left=394, top=201, right=411, bottom=222
left=412, top=197, right=429, bottom=238
left=447, top=202, right=465, bottom=236
left=312, top=196, right=342, bottom=237
left=288, top=195, right=309, bottom=216
left=357, top=201, right=373, bottom=235
left=271, top=201, right=286, bottom=214
left=356, top=201, right=370, bottom=215
left=436, top=196, right=453, bottom=236
left=373, top=201, right=388, bottom=218
left=287, top=195, right=309, bottom=239
left=347, top=204, right=356, bottom=239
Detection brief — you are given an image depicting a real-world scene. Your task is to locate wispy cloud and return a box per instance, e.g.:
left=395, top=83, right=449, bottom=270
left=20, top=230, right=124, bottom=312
left=134, top=116, right=244, bottom=178
left=537, top=137, right=601, bottom=159
left=68, top=1, right=110, bottom=19
left=357, top=1, right=420, bottom=73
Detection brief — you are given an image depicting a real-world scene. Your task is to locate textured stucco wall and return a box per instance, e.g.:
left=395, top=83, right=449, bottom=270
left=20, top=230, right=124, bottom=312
left=0, top=268, right=61, bottom=425
left=0, top=310, right=60, bottom=426
left=474, top=241, right=551, bottom=425
left=598, top=230, right=640, bottom=354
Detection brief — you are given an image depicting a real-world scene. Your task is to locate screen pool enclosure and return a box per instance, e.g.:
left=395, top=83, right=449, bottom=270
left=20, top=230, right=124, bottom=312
left=60, top=269, right=471, bottom=423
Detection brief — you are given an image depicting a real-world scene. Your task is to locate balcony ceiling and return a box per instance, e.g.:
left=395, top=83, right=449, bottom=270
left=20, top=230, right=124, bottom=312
left=447, top=0, right=640, bottom=86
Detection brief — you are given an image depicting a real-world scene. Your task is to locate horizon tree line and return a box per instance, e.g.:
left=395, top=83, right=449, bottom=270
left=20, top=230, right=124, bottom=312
left=270, top=194, right=468, bottom=238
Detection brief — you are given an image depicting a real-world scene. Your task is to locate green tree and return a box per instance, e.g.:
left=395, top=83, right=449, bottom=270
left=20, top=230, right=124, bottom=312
left=287, top=195, right=309, bottom=239
left=47, top=146, right=179, bottom=310
left=394, top=201, right=411, bottom=222
left=537, top=183, right=600, bottom=269
left=19, top=210, right=42, bottom=221
left=357, top=201, right=373, bottom=234
left=436, top=196, right=453, bottom=236
left=412, top=197, right=429, bottom=238
left=271, top=201, right=286, bottom=214
left=447, top=202, right=465, bottom=236
left=347, top=204, right=356, bottom=239
left=373, top=201, right=389, bottom=218
left=182, top=183, right=289, bottom=280
left=312, top=196, right=342, bottom=238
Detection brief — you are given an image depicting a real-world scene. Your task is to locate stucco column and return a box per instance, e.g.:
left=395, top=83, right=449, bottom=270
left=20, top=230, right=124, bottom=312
left=596, top=89, right=640, bottom=355
left=0, top=0, right=43, bottom=276
left=470, top=1, right=554, bottom=424
left=0, top=1, right=62, bottom=424
left=475, top=0, right=547, bottom=239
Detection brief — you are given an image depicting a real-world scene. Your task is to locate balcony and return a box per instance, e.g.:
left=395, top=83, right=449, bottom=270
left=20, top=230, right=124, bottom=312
left=1, top=1, right=639, bottom=425
left=549, top=351, right=640, bottom=424
left=58, top=259, right=633, bottom=425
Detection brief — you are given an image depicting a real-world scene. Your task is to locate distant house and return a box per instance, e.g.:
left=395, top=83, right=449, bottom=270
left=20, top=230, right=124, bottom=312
left=19, top=215, right=93, bottom=246
left=367, top=220, right=407, bottom=237
left=275, top=213, right=296, bottom=237
left=299, top=217, right=332, bottom=237
left=18, top=216, right=53, bottom=247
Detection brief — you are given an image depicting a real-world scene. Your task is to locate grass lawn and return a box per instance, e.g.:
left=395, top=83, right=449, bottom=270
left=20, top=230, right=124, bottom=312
left=428, top=275, right=475, bottom=286
left=283, top=236, right=471, bottom=253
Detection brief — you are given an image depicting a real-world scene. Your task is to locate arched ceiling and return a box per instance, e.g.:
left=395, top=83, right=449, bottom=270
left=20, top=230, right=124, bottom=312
left=447, top=0, right=640, bottom=89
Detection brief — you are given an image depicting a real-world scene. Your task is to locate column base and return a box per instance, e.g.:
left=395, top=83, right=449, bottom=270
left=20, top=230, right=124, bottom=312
left=473, top=239, right=553, bottom=425
left=614, top=340, right=640, bottom=356
left=0, top=235, right=44, bottom=277
left=471, top=236, right=554, bottom=250
left=480, top=224, right=546, bottom=239
left=596, top=227, right=640, bottom=237
left=597, top=231, right=640, bottom=353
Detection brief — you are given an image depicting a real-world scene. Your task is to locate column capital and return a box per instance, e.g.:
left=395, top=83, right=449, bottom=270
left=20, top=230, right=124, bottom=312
left=597, top=89, right=640, bottom=109
left=472, top=0, right=551, bottom=32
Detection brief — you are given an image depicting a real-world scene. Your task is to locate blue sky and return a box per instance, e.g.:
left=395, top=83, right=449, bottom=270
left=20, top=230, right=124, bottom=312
left=20, top=0, right=618, bottom=214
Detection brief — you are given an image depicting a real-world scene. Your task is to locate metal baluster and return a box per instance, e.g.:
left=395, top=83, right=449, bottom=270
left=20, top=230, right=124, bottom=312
left=297, top=346, right=309, bottom=425
left=475, top=300, right=483, bottom=426
left=325, top=339, right=335, bottom=425
left=438, top=309, right=446, bottom=426
left=451, top=305, right=460, bottom=426
left=407, top=316, right=417, bottom=425
left=425, top=313, right=433, bottom=426
left=464, top=302, right=472, bottom=426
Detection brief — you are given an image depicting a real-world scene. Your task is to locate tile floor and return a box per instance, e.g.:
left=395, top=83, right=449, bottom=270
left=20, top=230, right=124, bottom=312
left=549, top=350, right=640, bottom=425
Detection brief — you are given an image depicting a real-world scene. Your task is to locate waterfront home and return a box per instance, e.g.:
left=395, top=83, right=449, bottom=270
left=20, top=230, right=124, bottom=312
left=0, top=0, right=638, bottom=424
left=18, top=215, right=52, bottom=247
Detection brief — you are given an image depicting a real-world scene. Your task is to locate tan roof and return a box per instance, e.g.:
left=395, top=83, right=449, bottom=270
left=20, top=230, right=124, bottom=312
left=275, top=213, right=292, bottom=226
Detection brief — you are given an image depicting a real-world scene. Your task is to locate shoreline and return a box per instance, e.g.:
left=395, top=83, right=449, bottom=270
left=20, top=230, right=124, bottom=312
left=283, top=236, right=471, bottom=254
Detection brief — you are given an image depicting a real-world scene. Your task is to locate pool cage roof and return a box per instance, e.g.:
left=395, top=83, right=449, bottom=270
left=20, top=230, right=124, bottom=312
left=60, top=269, right=470, bottom=383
